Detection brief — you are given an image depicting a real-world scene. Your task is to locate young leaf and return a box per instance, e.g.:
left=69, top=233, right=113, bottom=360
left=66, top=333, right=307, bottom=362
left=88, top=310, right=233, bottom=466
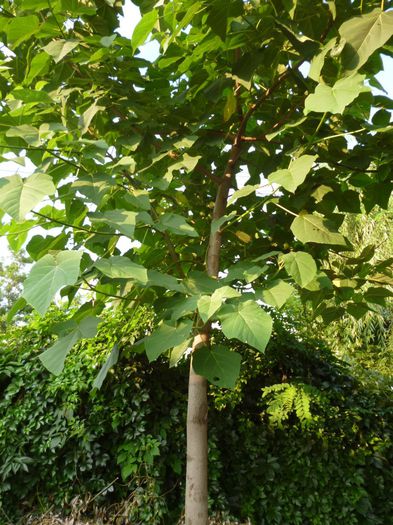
left=193, top=345, right=241, bottom=389
left=280, top=251, right=317, bottom=287
left=22, top=251, right=82, bottom=315
left=291, top=214, right=347, bottom=246
left=218, top=299, right=273, bottom=352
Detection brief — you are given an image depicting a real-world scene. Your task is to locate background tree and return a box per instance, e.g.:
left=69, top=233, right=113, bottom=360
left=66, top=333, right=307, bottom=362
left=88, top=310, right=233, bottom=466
left=0, top=1, right=393, bottom=523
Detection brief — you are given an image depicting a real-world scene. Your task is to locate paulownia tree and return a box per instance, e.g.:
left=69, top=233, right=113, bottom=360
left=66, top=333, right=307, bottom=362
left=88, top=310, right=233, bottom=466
left=1, top=0, right=393, bottom=523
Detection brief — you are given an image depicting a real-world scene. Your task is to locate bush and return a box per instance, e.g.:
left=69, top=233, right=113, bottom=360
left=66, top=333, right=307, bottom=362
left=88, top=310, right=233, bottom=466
left=0, top=308, right=392, bottom=524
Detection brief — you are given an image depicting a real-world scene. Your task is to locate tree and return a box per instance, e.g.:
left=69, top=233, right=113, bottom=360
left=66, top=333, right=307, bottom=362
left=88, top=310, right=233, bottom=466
left=1, top=1, right=393, bottom=523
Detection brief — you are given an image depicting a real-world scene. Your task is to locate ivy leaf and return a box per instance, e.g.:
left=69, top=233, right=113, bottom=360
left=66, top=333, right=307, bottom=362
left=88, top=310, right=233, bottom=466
left=144, top=321, right=193, bottom=362
left=23, top=251, right=82, bottom=315
left=0, top=173, right=55, bottom=221
left=95, top=256, right=148, bottom=284
left=131, top=9, right=158, bottom=51
left=268, top=155, right=317, bottom=193
left=339, top=9, right=393, bottom=73
left=218, top=299, right=273, bottom=352
left=304, top=74, right=367, bottom=115
left=280, top=252, right=317, bottom=287
left=43, top=39, right=79, bottom=63
left=193, top=345, right=241, bottom=388
left=39, top=317, right=101, bottom=375
left=92, top=343, right=119, bottom=389
left=258, top=280, right=295, bottom=308
left=291, top=214, right=347, bottom=246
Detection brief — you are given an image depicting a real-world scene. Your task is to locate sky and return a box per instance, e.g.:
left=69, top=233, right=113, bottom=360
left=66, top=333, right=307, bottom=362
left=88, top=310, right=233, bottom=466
left=0, top=1, right=393, bottom=260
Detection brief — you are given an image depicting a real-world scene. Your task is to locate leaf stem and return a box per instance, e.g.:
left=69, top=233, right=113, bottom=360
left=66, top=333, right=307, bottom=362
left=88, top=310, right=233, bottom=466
left=272, top=202, right=298, bottom=218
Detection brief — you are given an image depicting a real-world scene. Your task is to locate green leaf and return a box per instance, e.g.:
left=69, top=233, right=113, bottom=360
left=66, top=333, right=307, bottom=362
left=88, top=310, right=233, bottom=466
left=280, top=251, right=317, bottom=287
left=170, top=338, right=192, bottom=367
left=157, top=213, right=198, bottom=237
left=227, top=184, right=260, bottom=206
left=291, top=214, right=347, bottom=246
left=42, top=39, right=79, bottom=63
left=224, top=90, right=237, bottom=121
left=39, top=317, right=101, bottom=375
left=144, top=321, right=193, bottom=362
left=24, top=53, right=50, bottom=85
left=268, top=155, right=317, bottom=193
left=90, top=210, right=138, bottom=238
left=211, top=211, right=236, bottom=234
left=193, top=345, right=241, bottom=388
left=6, top=125, right=40, bottom=146
left=5, top=15, right=40, bottom=47
left=95, top=256, right=148, bottom=284
left=0, top=173, right=55, bottom=221
left=131, top=9, right=158, bottom=51
left=364, top=287, right=393, bottom=306
left=79, top=103, right=105, bottom=136
left=258, top=280, right=295, bottom=308
left=304, top=74, right=367, bottom=115
left=308, top=38, right=340, bottom=82
left=22, top=251, right=82, bottom=315
left=218, top=299, right=272, bottom=352
left=92, top=344, right=119, bottom=389
left=197, top=286, right=240, bottom=323
left=339, top=9, right=393, bottom=73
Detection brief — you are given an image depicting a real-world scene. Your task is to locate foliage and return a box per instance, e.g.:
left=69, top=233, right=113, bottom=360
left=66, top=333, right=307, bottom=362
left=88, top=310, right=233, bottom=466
left=0, top=251, right=30, bottom=328
left=0, top=0, right=392, bottom=388
left=0, top=308, right=392, bottom=524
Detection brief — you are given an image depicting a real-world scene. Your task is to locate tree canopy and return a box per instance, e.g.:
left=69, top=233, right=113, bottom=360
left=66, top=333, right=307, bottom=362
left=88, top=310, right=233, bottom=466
left=1, top=0, right=393, bottom=386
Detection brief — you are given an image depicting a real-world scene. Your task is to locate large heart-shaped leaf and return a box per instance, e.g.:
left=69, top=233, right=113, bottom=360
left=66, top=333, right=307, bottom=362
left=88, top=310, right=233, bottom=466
left=339, top=9, right=393, bottom=73
left=157, top=213, right=199, bottom=237
left=0, top=173, right=55, bottom=221
left=269, top=155, right=317, bottom=193
left=23, top=251, right=82, bottom=315
left=197, top=286, right=240, bottom=323
left=39, top=317, right=101, bottom=375
left=218, top=299, right=272, bottom=352
left=95, top=256, right=148, bottom=284
left=280, top=252, right=317, bottom=287
left=304, top=74, right=367, bottom=115
left=193, top=345, right=241, bottom=388
left=90, top=210, right=138, bottom=238
left=43, top=39, right=79, bottom=63
left=258, top=280, right=295, bottom=308
left=144, top=321, right=193, bottom=362
left=291, top=214, right=347, bottom=245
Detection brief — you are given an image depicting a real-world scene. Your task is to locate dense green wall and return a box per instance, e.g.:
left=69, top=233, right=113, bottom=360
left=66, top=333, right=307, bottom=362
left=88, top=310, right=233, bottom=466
left=0, top=308, right=392, bottom=524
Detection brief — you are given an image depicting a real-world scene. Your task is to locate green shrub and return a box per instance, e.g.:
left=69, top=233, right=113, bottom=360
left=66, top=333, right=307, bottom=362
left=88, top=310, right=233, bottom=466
left=0, top=308, right=392, bottom=524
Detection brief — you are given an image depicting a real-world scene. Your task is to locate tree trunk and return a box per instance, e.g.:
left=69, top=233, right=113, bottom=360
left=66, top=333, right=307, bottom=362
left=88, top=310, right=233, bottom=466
left=184, top=112, right=241, bottom=525
left=185, top=359, right=208, bottom=525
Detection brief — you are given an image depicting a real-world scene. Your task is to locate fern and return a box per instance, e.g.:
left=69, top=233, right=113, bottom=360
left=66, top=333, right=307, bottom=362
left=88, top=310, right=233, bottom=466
left=262, top=383, right=322, bottom=428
